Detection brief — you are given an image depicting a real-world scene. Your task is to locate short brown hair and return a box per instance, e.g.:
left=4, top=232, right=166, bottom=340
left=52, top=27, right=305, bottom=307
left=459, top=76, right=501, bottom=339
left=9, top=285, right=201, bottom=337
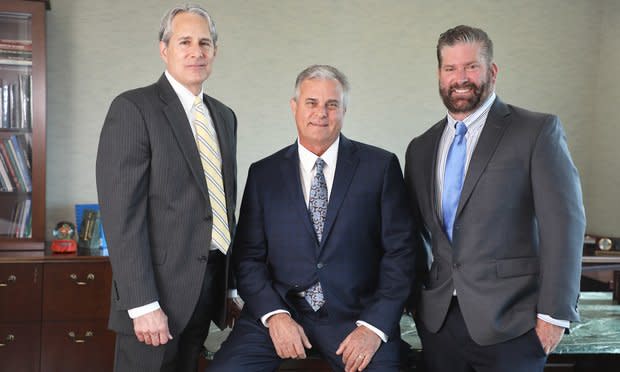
left=437, top=25, right=493, bottom=67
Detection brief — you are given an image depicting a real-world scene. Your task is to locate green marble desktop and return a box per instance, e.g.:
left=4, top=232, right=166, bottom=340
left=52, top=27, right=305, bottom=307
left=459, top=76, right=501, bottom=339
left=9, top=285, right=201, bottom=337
left=205, top=292, right=620, bottom=357
left=398, top=291, right=620, bottom=354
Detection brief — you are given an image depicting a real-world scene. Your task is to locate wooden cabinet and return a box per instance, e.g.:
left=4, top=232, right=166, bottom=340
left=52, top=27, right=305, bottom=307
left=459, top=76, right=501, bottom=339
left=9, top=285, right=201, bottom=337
left=0, top=252, right=115, bottom=372
left=0, top=0, right=46, bottom=251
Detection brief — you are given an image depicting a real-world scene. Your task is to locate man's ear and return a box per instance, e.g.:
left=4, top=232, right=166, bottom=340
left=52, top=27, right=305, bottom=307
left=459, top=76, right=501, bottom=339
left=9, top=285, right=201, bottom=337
left=159, top=41, right=168, bottom=63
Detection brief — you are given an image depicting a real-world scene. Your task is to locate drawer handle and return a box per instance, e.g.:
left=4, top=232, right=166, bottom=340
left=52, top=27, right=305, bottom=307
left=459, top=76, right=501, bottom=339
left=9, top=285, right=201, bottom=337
left=0, top=275, right=17, bottom=287
left=67, top=331, right=94, bottom=343
left=69, top=273, right=95, bottom=285
left=0, top=334, right=15, bottom=347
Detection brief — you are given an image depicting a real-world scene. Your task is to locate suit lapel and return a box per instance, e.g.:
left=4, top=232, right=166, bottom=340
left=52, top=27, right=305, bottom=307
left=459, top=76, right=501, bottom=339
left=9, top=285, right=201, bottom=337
left=280, top=143, right=318, bottom=242
left=427, top=120, right=447, bottom=225
left=158, top=75, right=210, bottom=202
left=320, top=135, right=359, bottom=250
left=456, top=98, right=511, bottom=217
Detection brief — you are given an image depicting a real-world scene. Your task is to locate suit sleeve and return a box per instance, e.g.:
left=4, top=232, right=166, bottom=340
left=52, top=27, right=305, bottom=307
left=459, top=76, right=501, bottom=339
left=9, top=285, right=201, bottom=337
left=233, top=164, right=289, bottom=319
left=359, top=154, right=416, bottom=336
left=403, top=140, right=430, bottom=315
left=531, top=116, right=585, bottom=322
left=96, top=95, right=158, bottom=310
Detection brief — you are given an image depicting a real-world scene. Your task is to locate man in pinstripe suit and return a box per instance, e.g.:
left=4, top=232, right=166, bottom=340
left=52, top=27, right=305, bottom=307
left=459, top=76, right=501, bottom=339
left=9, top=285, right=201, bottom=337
left=96, top=5, right=239, bottom=371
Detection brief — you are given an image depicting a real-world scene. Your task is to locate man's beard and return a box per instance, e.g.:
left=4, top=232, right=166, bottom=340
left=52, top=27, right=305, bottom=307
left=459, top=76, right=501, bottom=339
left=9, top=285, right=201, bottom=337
left=439, top=73, right=492, bottom=114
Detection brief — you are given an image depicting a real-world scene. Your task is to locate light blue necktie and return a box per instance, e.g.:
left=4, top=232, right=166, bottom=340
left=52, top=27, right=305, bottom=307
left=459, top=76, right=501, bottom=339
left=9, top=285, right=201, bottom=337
left=305, top=158, right=327, bottom=311
left=442, top=121, right=468, bottom=242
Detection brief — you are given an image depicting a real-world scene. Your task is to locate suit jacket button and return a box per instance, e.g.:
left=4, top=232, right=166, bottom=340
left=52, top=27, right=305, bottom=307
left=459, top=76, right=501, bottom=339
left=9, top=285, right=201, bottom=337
left=453, top=263, right=460, bottom=269
left=317, top=263, right=324, bottom=269
left=197, top=255, right=208, bottom=262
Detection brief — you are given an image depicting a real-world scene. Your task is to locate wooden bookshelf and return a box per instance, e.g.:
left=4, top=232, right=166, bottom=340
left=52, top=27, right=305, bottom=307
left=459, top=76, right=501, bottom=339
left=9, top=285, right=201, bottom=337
left=0, top=0, right=46, bottom=251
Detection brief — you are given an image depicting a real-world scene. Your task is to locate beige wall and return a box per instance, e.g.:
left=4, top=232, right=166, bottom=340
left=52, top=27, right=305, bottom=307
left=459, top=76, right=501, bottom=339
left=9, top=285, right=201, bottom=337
left=45, top=0, right=617, bottom=238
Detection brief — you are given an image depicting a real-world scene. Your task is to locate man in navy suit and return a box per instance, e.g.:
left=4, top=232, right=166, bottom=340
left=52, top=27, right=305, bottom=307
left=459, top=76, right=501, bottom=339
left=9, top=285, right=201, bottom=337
left=209, top=65, right=416, bottom=372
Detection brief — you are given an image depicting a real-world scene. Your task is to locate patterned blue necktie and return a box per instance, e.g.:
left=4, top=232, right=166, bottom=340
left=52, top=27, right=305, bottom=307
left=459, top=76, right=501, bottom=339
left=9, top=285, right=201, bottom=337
left=305, top=158, right=327, bottom=311
left=442, top=121, right=468, bottom=242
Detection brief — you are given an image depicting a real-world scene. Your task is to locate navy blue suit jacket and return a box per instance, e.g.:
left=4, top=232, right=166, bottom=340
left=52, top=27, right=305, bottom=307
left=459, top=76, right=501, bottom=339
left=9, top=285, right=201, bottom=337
left=233, top=135, right=415, bottom=338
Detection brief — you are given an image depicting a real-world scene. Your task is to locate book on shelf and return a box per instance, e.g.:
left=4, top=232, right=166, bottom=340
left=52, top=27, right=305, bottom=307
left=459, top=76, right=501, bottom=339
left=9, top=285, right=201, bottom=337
left=0, top=39, right=32, bottom=50
left=0, top=152, right=11, bottom=191
left=0, top=134, right=32, bottom=192
left=0, top=39, right=32, bottom=65
left=0, top=74, right=32, bottom=129
left=0, top=49, right=32, bottom=60
left=0, top=58, right=32, bottom=66
left=6, top=136, right=31, bottom=191
left=6, top=198, right=31, bottom=238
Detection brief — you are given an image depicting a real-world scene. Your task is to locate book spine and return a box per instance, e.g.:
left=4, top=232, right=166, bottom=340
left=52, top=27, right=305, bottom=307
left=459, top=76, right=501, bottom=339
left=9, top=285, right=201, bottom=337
left=9, top=136, right=31, bottom=191
left=0, top=151, right=12, bottom=191
left=0, top=141, right=18, bottom=190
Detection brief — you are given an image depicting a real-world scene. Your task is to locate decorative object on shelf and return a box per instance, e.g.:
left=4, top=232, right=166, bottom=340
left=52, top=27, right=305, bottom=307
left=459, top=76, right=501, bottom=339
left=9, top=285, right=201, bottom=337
left=77, top=209, right=101, bottom=249
left=586, top=234, right=620, bottom=256
left=74, top=203, right=107, bottom=249
left=50, top=220, right=77, bottom=253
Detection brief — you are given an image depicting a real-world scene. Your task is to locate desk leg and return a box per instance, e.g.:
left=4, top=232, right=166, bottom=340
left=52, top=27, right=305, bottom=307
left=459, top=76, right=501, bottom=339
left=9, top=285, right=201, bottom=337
left=614, top=271, right=619, bottom=304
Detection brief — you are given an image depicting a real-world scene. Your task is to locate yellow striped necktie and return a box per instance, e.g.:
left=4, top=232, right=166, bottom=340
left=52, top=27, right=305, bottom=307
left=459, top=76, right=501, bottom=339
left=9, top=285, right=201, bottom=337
left=192, top=96, right=231, bottom=254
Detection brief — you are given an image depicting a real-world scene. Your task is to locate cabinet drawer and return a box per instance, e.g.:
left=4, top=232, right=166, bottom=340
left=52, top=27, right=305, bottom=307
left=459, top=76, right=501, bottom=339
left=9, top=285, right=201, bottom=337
left=0, top=263, right=42, bottom=321
left=0, top=322, right=41, bottom=372
left=41, top=320, right=115, bottom=372
left=42, top=262, right=111, bottom=320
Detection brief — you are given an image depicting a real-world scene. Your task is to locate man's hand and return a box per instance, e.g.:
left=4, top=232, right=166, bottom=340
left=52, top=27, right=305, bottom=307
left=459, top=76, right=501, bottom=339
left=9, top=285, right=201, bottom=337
left=535, top=318, right=564, bottom=355
left=266, top=313, right=312, bottom=359
left=133, top=308, right=173, bottom=347
left=225, top=297, right=243, bottom=328
left=336, top=325, right=381, bottom=372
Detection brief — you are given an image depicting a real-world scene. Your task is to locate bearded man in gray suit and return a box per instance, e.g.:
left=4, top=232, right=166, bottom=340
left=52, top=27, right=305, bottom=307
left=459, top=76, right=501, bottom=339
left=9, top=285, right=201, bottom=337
left=405, top=25, right=585, bottom=372
left=96, top=5, right=240, bottom=371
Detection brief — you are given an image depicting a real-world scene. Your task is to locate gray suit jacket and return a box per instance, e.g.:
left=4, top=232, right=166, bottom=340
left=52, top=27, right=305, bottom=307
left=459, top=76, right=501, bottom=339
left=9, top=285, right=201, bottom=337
left=96, top=74, right=237, bottom=336
left=404, top=97, right=585, bottom=345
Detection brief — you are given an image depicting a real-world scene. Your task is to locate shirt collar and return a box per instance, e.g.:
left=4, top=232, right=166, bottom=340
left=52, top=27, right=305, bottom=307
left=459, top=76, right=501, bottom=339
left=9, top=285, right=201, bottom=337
left=165, top=70, right=205, bottom=112
left=298, top=136, right=340, bottom=173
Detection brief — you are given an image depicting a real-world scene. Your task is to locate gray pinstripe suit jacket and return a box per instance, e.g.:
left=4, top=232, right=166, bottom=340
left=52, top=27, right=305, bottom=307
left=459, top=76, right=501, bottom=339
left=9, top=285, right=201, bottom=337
left=96, top=74, right=237, bottom=336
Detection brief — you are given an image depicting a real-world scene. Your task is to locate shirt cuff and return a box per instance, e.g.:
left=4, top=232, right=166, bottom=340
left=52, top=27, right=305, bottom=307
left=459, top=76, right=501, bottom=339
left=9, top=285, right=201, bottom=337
left=227, top=289, right=238, bottom=298
left=356, top=321, right=388, bottom=343
left=537, top=313, right=570, bottom=329
left=261, top=309, right=291, bottom=327
left=128, top=301, right=160, bottom=319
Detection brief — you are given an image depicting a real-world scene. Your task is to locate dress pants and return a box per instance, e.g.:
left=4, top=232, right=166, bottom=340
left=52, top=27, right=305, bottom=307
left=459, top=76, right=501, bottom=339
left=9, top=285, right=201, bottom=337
left=417, top=297, right=548, bottom=372
left=209, top=296, right=401, bottom=372
left=114, top=250, right=224, bottom=372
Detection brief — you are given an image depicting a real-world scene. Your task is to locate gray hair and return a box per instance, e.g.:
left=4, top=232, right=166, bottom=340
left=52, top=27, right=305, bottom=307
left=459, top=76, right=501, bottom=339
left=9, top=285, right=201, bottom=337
left=159, top=4, right=218, bottom=46
left=294, top=65, right=350, bottom=109
left=436, top=25, right=493, bottom=67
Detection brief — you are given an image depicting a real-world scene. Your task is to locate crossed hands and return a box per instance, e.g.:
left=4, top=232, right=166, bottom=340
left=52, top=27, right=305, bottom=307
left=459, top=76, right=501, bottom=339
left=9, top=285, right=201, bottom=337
left=267, top=313, right=381, bottom=372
